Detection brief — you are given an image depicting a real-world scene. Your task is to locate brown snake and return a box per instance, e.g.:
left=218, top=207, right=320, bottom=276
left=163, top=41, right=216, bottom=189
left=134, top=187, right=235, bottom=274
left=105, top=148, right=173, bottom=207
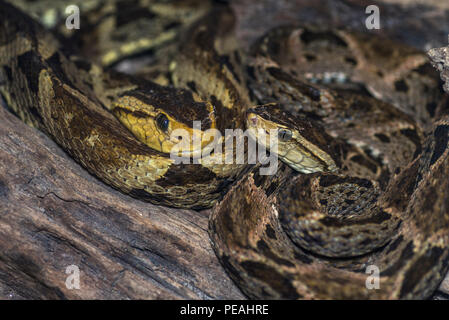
left=1, top=0, right=449, bottom=299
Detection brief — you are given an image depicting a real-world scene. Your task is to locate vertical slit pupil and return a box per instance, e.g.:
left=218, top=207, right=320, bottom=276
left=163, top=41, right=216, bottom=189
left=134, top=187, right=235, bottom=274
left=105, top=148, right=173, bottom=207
left=157, top=113, right=169, bottom=131
left=279, top=129, right=292, bottom=141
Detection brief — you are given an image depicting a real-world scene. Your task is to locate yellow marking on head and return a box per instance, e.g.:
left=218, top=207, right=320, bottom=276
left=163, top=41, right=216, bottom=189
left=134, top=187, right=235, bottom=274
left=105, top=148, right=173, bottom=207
left=113, top=96, right=217, bottom=156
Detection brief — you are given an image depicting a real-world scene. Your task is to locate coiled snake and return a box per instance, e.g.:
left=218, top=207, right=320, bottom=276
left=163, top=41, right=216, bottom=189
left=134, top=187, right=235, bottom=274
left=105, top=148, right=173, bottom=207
left=1, top=0, right=449, bottom=299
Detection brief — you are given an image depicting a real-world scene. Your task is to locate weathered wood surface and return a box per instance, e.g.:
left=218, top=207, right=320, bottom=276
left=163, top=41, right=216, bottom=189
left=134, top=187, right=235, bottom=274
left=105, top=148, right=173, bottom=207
left=0, top=106, right=244, bottom=299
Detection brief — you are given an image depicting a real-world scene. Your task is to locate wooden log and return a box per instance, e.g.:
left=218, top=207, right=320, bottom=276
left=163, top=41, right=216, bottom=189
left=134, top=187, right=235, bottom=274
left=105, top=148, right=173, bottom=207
left=0, top=106, right=244, bottom=299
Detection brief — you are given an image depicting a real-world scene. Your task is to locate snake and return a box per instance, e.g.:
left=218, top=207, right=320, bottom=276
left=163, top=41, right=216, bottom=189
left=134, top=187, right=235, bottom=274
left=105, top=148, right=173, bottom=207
left=1, top=0, right=449, bottom=299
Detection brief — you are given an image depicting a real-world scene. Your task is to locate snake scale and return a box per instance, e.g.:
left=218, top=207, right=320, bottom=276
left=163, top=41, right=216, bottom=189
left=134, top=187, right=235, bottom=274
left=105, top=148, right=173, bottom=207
left=1, top=0, right=449, bottom=299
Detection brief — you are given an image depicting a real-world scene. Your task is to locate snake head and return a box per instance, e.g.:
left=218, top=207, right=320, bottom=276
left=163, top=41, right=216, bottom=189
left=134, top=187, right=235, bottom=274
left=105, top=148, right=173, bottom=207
left=246, top=103, right=338, bottom=173
left=112, top=86, right=218, bottom=157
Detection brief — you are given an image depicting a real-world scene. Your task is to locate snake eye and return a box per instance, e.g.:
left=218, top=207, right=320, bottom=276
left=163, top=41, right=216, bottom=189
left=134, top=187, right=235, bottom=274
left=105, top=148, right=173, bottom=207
left=156, top=113, right=169, bottom=132
left=278, top=129, right=292, bottom=141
